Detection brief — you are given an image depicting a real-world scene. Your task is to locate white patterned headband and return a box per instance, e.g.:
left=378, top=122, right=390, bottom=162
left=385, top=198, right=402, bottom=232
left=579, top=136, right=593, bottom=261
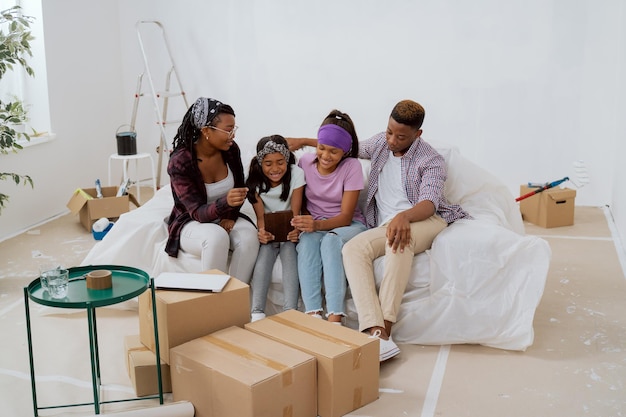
left=256, top=140, right=291, bottom=165
left=191, top=97, right=222, bottom=129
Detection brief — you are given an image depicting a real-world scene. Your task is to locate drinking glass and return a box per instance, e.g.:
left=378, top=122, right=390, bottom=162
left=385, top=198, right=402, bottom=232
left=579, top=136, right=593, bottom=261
left=39, top=262, right=61, bottom=294
left=46, top=268, right=69, bottom=299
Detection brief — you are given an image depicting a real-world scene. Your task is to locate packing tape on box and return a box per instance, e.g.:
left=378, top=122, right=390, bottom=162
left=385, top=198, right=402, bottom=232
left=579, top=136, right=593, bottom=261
left=202, top=334, right=293, bottom=387
left=82, top=401, right=193, bottom=417
left=268, top=315, right=364, bottom=370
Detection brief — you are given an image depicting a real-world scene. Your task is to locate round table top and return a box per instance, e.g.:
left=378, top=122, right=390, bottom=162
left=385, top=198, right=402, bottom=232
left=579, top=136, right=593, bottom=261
left=27, top=265, right=150, bottom=309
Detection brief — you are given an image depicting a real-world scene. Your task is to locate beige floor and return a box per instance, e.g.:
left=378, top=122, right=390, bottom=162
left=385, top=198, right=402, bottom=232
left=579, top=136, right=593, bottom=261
left=1, top=192, right=625, bottom=417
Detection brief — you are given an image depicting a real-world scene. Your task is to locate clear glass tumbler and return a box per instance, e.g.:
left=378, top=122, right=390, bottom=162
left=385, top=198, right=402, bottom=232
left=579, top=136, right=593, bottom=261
left=46, top=268, right=69, bottom=299
left=38, top=262, right=61, bottom=294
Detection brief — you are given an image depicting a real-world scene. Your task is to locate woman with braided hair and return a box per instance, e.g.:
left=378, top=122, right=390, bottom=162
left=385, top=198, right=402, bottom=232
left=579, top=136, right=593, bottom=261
left=165, top=97, right=259, bottom=283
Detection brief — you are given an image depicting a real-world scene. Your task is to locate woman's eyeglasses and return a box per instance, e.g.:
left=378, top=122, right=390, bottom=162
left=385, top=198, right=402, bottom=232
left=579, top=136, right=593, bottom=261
left=208, top=125, right=238, bottom=139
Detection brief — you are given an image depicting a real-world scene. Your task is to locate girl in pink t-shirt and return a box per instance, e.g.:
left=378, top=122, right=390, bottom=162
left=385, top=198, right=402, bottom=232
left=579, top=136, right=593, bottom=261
left=291, top=110, right=367, bottom=325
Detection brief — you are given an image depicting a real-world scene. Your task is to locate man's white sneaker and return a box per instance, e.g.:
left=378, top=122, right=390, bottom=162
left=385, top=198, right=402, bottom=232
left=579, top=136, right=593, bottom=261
left=369, top=329, right=400, bottom=362
left=251, top=312, right=266, bottom=322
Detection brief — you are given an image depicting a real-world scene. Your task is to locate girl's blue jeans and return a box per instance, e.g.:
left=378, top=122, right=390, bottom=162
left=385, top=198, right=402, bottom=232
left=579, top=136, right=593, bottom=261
left=296, top=221, right=367, bottom=316
left=251, top=241, right=299, bottom=314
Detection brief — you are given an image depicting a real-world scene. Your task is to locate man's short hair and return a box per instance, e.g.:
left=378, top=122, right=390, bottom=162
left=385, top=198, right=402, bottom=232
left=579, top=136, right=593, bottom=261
left=390, top=100, right=425, bottom=129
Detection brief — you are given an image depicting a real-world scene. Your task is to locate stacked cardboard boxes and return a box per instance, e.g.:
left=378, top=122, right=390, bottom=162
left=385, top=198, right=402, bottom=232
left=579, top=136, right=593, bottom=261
left=125, top=271, right=380, bottom=416
left=246, top=310, right=380, bottom=417
left=138, top=272, right=250, bottom=364
left=170, top=326, right=317, bottom=417
left=122, top=269, right=250, bottom=397
left=124, top=335, right=172, bottom=397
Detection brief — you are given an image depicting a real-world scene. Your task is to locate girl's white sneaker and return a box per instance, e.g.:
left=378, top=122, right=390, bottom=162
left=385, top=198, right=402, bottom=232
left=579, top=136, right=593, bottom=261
left=251, top=312, right=266, bottom=322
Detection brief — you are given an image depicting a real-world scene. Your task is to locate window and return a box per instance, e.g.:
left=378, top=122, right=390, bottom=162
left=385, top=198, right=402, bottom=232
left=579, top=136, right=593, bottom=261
left=0, top=0, right=53, bottom=146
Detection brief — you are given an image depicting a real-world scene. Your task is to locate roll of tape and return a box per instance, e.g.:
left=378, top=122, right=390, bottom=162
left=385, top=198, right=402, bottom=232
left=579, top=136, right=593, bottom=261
left=86, top=269, right=113, bottom=289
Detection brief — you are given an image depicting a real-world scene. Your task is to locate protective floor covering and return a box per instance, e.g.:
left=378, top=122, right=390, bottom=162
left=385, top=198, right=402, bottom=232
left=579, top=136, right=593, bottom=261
left=1, top=192, right=625, bottom=417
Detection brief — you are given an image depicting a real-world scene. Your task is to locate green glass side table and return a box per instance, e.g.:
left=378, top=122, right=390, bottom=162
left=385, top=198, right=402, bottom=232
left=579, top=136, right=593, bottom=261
left=24, top=265, right=164, bottom=416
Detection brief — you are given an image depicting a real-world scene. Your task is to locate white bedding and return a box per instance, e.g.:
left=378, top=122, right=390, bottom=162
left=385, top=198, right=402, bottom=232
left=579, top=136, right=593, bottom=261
left=81, top=144, right=551, bottom=351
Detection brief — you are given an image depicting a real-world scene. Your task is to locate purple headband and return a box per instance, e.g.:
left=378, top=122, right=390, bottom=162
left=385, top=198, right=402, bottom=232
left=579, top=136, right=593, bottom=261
left=317, top=124, right=352, bottom=153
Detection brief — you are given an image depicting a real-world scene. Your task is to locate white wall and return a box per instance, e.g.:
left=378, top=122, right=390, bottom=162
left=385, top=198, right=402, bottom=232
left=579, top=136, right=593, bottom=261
left=610, top=5, right=626, bottom=252
left=1, top=0, right=625, bottom=245
left=0, top=0, right=126, bottom=240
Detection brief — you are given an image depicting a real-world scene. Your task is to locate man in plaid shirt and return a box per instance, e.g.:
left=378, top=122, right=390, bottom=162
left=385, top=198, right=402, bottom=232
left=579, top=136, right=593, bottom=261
left=343, top=100, right=470, bottom=361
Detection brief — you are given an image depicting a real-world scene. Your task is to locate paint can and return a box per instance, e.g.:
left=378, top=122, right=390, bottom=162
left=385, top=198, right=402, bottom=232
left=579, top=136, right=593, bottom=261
left=116, top=125, right=137, bottom=155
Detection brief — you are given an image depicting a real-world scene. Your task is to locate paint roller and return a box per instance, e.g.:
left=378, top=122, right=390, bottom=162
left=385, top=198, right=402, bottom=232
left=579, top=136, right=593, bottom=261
left=516, top=160, right=589, bottom=202
left=516, top=177, right=569, bottom=202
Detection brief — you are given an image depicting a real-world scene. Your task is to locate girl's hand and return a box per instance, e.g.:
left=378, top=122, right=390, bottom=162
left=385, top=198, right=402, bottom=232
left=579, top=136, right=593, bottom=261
left=227, top=187, right=249, bottom=207
left=291, top=215, right=315, bottom=233
left=220, top=219, right=235, bottom=234
left=286, top=138, right=305, bottom=152
left=257, top=228, right=274, bottom=244
left=287, top=228, right=300, bottom=242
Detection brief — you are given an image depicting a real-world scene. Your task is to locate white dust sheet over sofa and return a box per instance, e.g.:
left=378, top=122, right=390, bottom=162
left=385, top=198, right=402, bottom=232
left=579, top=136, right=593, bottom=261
left=82, top=144, right=551, bottom=351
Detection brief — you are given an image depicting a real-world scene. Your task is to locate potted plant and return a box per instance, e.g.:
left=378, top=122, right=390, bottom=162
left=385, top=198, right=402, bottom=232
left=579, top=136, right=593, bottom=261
left=0, top=5, right=35, bottom=214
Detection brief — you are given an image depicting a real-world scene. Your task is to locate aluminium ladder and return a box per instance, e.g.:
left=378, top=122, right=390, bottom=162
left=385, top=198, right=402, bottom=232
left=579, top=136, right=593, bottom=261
left=132, top=20, right=189, bottom=189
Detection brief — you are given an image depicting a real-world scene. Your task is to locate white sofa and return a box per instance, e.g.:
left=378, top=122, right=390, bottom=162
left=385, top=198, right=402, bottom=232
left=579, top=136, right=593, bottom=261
left=81, top=143, right=551, bottom=351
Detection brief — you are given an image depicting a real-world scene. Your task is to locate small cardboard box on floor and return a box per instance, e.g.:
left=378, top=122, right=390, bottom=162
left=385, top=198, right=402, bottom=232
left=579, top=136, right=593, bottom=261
left=245, top=310, right=379, bottom=417
left=138, top=269, right=250, bottom=364
left=124, top=334, right=172, bottom=397
left=519, top=185, right=576, bottom=228
left=170, top=326, right=317, bottom=417
left=66, top=186, right=139, bottom=231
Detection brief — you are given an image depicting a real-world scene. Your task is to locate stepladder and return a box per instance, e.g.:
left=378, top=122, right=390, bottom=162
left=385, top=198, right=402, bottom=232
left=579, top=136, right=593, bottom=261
left=132, top=20, right=189, bottom=189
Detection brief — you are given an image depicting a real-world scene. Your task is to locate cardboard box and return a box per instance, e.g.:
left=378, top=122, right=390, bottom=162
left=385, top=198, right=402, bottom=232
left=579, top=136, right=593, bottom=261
left=170, top=326, right=317, bottom=417
left=245, top=310, right=379, bottom=417
left=519, top=185, right=576, bottom=228
left=124, top=335, right=172, bottom=397
left=139, top=270, right=250, bottom=364
left=66, top=186, right=139, bottom=231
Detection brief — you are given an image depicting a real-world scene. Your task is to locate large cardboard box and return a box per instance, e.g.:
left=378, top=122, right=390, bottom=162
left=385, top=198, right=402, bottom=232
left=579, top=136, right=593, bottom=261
left=124, top=335, right=172, bottom=397
left=139, top=270, right=250, bottom=364
left=245, top=310, right=379, bottom=417
left=66, top=186, right=139, bottom=231
left=519, top=185, right=576, bottom=228
left=170, top=326, right=317, bottom=417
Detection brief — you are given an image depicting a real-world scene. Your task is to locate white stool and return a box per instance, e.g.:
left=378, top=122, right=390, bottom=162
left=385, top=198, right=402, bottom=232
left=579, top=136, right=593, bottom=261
left=108, top=152, right=157, bottom=202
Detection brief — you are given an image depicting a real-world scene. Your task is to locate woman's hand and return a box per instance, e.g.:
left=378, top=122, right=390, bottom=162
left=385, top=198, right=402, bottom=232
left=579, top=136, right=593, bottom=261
left=386, top=212, right=411, bottom=253
left=220, top=219, right=235, bottom=234
left=291, top=215, right=315, bottom=233
left=257, top=228, right=274, bottom=244
left=226, top=187, right=249, bottom=207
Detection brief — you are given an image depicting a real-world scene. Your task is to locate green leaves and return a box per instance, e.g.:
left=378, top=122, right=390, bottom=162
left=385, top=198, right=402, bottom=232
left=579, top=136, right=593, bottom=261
left=0, top=99, right=30, bottom=154
left=0, top=172, right=33, bottom=186
left=0, top=6, right=35, bottom=80
left=0, top=5, right=36, bottom=214
left=0, top=171, right=34, bottom=214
